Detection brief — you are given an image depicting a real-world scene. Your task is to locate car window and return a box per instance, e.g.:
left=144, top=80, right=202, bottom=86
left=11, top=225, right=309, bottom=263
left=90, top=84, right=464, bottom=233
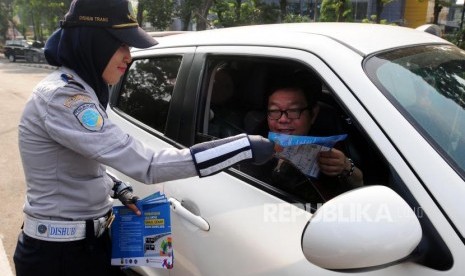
left=366, top=45, right=465, bottom=179
left=196, top=56, right=389, bottom=205
left=116, top=56, right=182, bottom=133
left=6, top=40, right=29, bottom=47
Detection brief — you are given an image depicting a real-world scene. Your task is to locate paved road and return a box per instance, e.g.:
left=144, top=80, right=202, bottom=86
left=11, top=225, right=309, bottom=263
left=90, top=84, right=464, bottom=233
left=0, top=56, right=55, bottom=274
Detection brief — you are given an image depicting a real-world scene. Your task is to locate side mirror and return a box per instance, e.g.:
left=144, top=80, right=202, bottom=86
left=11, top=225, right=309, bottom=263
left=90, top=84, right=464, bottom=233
left=302, top=185, right=422, bottom=270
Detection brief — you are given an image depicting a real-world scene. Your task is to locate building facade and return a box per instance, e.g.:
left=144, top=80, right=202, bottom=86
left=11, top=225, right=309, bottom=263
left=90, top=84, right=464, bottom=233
left=281, top=0, right=461, bottom=29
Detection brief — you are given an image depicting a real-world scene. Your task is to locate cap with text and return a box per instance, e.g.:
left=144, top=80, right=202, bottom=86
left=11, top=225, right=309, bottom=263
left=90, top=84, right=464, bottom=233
left=61, top=0, right=157, bottom=48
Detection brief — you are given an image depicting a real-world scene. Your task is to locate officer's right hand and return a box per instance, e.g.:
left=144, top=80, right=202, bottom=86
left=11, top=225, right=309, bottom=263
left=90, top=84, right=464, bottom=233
left=247, top=135, right=275, bottom=165
left=190, top=133, right=275, bottom=177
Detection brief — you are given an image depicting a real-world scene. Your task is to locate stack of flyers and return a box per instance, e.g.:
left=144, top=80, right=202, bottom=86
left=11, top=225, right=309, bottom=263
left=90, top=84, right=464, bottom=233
left=111, top=192, right=173, bottom=269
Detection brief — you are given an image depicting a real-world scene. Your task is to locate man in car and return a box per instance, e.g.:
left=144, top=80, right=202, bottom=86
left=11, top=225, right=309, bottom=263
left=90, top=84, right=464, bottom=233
left=244, top=72, right=363, bottom=202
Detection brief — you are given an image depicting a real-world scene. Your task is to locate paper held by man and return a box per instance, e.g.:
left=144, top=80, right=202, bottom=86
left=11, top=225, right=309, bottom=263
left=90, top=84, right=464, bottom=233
left=268, top=132, right=347, bottom=178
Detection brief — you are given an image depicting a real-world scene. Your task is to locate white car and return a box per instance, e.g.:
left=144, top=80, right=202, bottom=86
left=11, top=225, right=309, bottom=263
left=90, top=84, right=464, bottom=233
left=107, top=23, right=465, bottom=276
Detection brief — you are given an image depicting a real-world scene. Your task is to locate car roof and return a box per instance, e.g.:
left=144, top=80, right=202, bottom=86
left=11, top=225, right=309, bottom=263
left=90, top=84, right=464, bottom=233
left=145, top=23, right=450, bottom=56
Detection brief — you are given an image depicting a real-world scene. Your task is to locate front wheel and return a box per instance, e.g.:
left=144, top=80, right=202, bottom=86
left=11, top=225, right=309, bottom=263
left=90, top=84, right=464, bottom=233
left=8, top=54, right=16, bottom=62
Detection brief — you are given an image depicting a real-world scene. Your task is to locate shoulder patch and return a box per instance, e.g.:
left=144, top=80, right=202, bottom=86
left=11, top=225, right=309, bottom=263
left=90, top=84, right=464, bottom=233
left=74, top=103, right=104, bottom=131
left=64, top=94, right=94, bottom=108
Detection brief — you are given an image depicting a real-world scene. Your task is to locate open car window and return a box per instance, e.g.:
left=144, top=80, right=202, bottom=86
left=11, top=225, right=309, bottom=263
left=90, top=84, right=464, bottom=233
left=195, top=56, right=390, bottom=205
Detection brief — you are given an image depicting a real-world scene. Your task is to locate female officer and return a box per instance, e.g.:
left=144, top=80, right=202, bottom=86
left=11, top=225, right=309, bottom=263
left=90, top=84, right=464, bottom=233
left=13, top=0, right=273, bottom=275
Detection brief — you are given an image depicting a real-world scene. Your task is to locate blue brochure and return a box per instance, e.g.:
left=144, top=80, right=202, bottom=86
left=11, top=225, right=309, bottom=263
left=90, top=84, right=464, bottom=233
left=111, top=192, right=173, bottom=269
left=268, top=132, right=347, bottom=178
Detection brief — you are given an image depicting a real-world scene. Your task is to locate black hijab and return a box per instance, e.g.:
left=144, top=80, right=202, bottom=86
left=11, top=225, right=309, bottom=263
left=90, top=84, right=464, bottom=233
left=44, top=27, right=121, bottom=108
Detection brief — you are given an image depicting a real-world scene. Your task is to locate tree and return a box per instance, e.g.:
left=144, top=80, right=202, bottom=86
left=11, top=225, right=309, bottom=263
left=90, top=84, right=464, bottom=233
left=319, top=0, right=352, bottom=22
left=283, top=13, right=311, bottom=22
left=0, top=0, right=15, bottom=41
left=196, top=0, right=215, bottom=30
left=0, top=1, right=10, bottom=41
left=373, top=0, right=394, bottom=23
left=279, top=0, right=287, bottom=19
left=177, top=0, right=213, bottom=30
left=362, top=14, right=389, bottom=24
left=11, top=0, right=71, bottom=41
left=211, top=0, right=278, bottom=28
left=136, top=0, right=148, bottom=26
left=256, top=1, right=280, bottom=24
left=176, top=0, right=196, bottom=30
left=15, top=0, right=46, bottom=41
left=145, top=0, right=176, bottom=30
left=432, top=0, right=451, bottom=24
left=213, top=0, right=251, bottom=27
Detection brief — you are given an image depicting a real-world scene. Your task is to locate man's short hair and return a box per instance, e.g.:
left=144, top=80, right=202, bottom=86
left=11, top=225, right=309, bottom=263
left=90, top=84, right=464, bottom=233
left=267, top=70, right=322, bottom=108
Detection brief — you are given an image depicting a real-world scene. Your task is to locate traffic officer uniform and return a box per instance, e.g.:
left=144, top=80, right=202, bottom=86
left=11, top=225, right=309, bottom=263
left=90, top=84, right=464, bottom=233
left=13, top=66, right=199, bottom=275
left=18, top=67, right=199, bottom=222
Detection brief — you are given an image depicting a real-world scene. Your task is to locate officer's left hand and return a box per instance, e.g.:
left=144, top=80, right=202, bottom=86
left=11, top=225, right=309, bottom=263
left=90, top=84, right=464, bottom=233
left=125, top=203, right=141, bottom=216
left=117, top=188, right=141, bottom=216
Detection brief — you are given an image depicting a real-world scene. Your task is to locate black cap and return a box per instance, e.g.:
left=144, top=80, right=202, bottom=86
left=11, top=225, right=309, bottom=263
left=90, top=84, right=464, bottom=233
left=61, top=0, right=157, bottom=48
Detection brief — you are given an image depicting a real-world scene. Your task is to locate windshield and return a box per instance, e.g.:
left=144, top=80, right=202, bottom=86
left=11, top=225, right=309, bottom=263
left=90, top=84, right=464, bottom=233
left=365, top=45, right=465, bottom=178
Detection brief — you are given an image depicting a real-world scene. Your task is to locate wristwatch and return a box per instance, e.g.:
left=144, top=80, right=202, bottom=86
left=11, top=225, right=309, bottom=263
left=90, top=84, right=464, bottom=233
left=338, top=158, right=355, bottom=178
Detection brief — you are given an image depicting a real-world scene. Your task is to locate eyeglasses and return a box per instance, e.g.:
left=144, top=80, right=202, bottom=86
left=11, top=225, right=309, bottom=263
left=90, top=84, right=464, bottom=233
left=267, top=107, right=309, bottom=120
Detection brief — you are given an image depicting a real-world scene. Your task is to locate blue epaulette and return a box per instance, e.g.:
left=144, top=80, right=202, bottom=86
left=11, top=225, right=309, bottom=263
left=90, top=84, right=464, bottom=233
left=61, top=73, right=85, bottom=90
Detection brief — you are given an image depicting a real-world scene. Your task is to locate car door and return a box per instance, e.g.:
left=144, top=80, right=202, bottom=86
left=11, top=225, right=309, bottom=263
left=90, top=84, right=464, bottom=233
left=107, top=46, right=196, bottom=276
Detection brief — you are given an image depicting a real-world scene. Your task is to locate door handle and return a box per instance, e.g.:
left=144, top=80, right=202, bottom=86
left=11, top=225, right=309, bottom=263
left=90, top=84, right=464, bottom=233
left=168, top=198, right=210, bottom=231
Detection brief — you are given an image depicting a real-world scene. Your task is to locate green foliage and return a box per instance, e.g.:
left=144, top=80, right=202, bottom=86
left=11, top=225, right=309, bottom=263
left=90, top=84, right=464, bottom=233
left=283, top=14, right=311, bottom=23
left=256, top=1, right=280, bottom=24
left=361, top=15, right=393, bottom=25
left=0, top=1, right=11, bottom=41
left=361, top=14, right=377, bottom=23
left=174, top=0, right=205, bottom=30
left=379, top=0, right=395, bottom=8
left=145, top=0, right=176, bottom=31
left=210, top=0, right=278, bottom=28
left=5, top=0, right=71, bottom=42
left=211, top=0, right=263, bottom=27
left=443, top=29, right=465, bottom=50
left=319, top=0, right=352, bottom=22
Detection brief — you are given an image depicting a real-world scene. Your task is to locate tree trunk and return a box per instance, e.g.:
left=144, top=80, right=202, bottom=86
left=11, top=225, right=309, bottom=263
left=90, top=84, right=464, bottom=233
left=280, top=0, right=287, bottom=18
left=376, top=0, right=383, bottom=23
left=196, top=0, right=214, bottom=30
left=433, top=3, right=442, bottom=24
left=137, top=1, right=145, bottom=26
left=181, top=13, right=192, bottom=31
left=336, top=0, right=345, bottom=22
left=235, top=0, right=242, bottom=22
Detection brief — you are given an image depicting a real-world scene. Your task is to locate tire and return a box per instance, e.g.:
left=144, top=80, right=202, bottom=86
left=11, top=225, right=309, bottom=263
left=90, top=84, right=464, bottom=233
left=8, top=54, right=15, bottom=62
left=32, top=54, right=39, bottom=63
